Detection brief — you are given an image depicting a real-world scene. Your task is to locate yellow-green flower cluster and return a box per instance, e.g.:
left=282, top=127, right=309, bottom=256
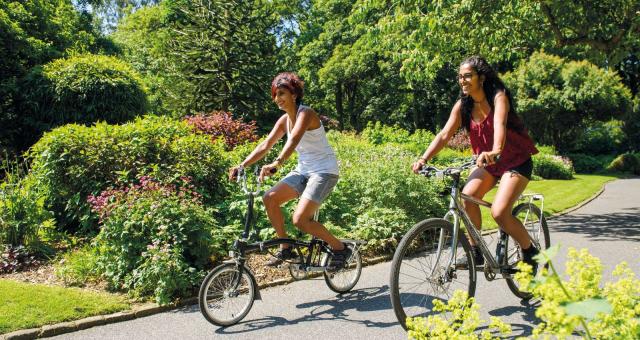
left=406, top=290, right=511, bottom=340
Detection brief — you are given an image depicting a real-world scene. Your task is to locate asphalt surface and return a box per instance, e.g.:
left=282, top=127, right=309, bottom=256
left=50, top=178, right=640, bottom=340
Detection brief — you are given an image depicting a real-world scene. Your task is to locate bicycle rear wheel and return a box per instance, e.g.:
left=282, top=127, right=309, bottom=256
left=324, top=243, right=362, bottom=293
left=199, top=263, right=257, bottom=326
left=504, top=202, right=550, bottom=299
left=389, top=218, right=476, bottom=330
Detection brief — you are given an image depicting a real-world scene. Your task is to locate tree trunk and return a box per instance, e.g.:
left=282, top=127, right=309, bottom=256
left=335, top=82, right=344, bottom=130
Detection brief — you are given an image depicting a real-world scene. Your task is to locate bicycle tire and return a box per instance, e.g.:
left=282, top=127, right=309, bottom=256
left=324, top=243, right=362, bottom=293
left=504, top=202, right=550, bottom=299
left=199, top=263, right=257, bottom=326
left=390, top=218, right=476, bottom=330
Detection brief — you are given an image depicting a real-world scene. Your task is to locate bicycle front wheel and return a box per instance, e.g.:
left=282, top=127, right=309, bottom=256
left=199, top=263, right=257, bottom=327
left=505, top=202, right=550, bottom=299
left=390, top=218, right=476, bottom=330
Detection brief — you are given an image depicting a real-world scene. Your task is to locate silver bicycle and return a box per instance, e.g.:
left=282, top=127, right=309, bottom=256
left=389, top=158, right=550, bottom=329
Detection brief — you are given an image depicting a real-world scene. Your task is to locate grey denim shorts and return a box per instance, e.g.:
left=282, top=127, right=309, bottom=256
left=279, top=171, right=339, bottom=204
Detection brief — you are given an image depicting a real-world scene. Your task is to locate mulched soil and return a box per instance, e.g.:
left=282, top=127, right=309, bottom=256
left=0, top=253, right=297, bottom=294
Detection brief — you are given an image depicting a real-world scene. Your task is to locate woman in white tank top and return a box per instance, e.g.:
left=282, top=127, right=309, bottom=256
left=229, top=72, right=350, bottom=268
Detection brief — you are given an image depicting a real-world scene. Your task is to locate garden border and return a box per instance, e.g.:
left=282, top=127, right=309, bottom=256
left=0, top=184, right=608, bottom=340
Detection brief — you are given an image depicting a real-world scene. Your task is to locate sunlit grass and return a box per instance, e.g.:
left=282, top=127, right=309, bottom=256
left=0, top=279, right=129, bottom=334
left=480, top=174, right=618, bottom=230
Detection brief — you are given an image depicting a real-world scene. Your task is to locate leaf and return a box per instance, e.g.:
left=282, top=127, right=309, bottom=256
left=561, top=298, right=612, bottom=320
left=534, top=243, right=560, bottom=265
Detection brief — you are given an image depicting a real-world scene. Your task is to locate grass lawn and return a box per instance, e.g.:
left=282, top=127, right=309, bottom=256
left=480, top=174, right=619, bottom=229
left=0, top=279, right=129, bottom=334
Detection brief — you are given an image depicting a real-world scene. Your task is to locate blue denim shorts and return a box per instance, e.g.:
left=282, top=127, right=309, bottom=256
left=279, top=171, right=339, bottom=204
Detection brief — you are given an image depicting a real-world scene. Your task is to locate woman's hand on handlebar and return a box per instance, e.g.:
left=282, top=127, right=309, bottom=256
left=228, top=166, right=242, bottom=181
left=476, top=151, right=500, bottom=168
left=412, top=158, right=426, bottom=174
left=259, top=162, right=278, bottom=182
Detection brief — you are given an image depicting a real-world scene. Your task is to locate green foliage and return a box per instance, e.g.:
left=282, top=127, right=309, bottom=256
left=568, top=153, right=615, bottom=174
left=92, top=177, right=215, bottom=304
left=622, top=95, right=640, bottom=151
left=160, top=0, right=278, bottom=118
left=0, top=0, right=112, bottom=153
left=607, top=153, right=640, bottom=174
left=322, top=131, right=446, bottom=230
left=27, top=115, right=230, bottom=235
left=352, top=207, right=412, bottom=254
left=574, top=120, right=626, bottom=155
left=0, top=166, right=55, bottom=251
left=54, top=244, right=101, bottom=287
left=111, top=2, right=179, bottom=115
left=19, top=54, right=147, bottom=144
left=361, top=121, right=435, bottom=154
left=408, top=247, right=640, bottom=339
left=515, top=246, right=640, bottom=339
left=503, top=51, right=633, bottom=152
left=533, top=154, right=574, bottom=180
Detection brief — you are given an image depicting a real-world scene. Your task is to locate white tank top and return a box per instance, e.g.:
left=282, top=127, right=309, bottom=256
left=286, top=105, right=339, bottom=175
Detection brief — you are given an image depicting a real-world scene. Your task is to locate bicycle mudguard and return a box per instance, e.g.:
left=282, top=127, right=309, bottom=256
left=242, top=265, right=262, bottom=300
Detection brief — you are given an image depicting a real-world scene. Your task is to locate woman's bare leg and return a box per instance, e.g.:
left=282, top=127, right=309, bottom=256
left=491, top=172, right=532, bottom=248
left=292, top=198, right=344, bottom=250
left=461, top=167, right=497, bottom=246
left=263, top=183, right=299, bottom=249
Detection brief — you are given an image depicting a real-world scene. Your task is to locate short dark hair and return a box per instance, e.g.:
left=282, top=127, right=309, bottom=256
left=271, top=72, right=304, bottom=106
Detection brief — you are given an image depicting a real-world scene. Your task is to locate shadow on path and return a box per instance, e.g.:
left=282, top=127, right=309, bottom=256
left=550, top=207, right=640, bottom=241
left=212, top=285, right=396, bottom=335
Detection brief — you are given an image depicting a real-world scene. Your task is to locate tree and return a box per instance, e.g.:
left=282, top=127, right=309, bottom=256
left=111, top=3, right=178, bottom=115
left=161, top=0, right=278, bottom=119
left=503, top=51, right=633, bottom=152
left=0, top=0, right=109, bottom=155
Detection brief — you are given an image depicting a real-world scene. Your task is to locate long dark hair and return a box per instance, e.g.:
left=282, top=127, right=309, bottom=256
left=458, top=56, right=525, bottom=133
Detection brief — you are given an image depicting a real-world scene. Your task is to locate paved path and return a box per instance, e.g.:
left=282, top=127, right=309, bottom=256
left=51, top=178, right=640, bottom=340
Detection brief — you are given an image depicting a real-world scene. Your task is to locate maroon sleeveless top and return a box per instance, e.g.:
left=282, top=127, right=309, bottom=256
left=469, top=109, right=538, bottom=178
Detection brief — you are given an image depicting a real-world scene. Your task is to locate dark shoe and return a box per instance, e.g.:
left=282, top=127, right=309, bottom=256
left=326, top=244, right=352, bottom=271
left=521, top=245, right=539, bottom=276
left=266, top=247, right=297, bottom=267
left=455, top=246, right=484, bottom=269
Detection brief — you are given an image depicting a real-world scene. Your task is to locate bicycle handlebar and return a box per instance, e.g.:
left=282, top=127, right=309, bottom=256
left=418, top=154, right=503, bottom=178
left=236, top=166, right=263, bottom=195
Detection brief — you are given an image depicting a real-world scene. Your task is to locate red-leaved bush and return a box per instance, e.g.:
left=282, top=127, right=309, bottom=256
left=447, top=130, right=471, bottom=151
left=184, top=111, right=258, bottom=150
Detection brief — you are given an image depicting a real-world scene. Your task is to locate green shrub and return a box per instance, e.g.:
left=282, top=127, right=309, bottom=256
left=607, top=153, right=640, bottom=174
left=536, top=145, right=558, bottom=156
left=0, top=169, right=55, bottom=251
left=92, top=177, right=216, bottom=304
left=54, top=245, right=101, bottom=287
left=503, top=51, right=633, bottom=152
left=323, top=132, right=446, bottom=231
left=361, top=121, right=435, bottom=155
left=533, top=154, right=574, bottom=179
left=352, top=207, right=413, bottom=254
left=622, top=95, right=640, bottom=151
left=19, top=54, right=147, bottom=144
left=28, top=115, right=230, bottom=236
left=574, top=120, right=626, bottom=155
left=568, top=153, right=614, bottom=174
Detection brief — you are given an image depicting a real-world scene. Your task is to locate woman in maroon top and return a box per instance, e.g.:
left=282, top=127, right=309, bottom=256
left=412, top=56, right=540, bottom=271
